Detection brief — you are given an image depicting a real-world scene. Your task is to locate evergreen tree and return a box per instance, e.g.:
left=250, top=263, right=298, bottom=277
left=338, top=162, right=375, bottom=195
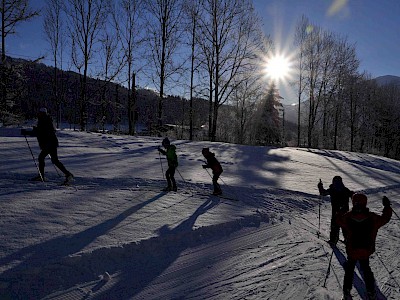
left=254, top=85, right=282, bottom=146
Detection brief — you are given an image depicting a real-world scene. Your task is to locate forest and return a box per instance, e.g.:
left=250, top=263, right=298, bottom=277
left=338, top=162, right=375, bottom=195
left=1, top=0, right=400, bottom=159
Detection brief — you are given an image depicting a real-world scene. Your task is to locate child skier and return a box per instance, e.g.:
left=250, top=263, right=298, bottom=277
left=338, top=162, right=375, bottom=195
left=158, top=137, right=178, bottom=192
left=202, top=148, right=223, bottom=195
left=336, top=194, right=392, bottom=300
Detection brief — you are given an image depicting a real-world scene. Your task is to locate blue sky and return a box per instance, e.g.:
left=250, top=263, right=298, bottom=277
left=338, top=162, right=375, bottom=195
left=254, top=0, right=400, bottom=77
left=254, top=0, right=400, bottom=103
left=5, top=0, right=400, bottom=104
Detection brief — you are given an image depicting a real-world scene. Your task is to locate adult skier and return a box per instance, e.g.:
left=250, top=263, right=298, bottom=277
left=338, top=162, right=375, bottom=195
left=318, top=176, right=353, bottom=245
left=21, top=107, right=73, bottom=183
left=158, top=137, right=178, bottom=192
left=202, top=148, right=223, bottom=195
left=336, top=194, right=392, bottom=300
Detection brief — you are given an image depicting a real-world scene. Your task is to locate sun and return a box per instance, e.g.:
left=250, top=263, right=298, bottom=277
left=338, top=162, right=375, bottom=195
left=265, top=54, right=291, bottom=81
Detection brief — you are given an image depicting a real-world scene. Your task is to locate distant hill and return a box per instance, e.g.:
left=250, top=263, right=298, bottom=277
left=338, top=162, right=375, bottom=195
left=374, top=75, right=400, bottom=86
left=2, top=55, right=209, bottom=130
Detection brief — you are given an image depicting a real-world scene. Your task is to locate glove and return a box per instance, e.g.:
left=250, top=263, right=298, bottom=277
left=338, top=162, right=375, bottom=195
left=202, top=165, right=207, bottom=169
left=382, top=196, right=391, bottom=207
left=317, top=182, right=323, bottom=190
left=157, top=147, right=161, bottom=152
left=21, top=129, right=27, bottom=135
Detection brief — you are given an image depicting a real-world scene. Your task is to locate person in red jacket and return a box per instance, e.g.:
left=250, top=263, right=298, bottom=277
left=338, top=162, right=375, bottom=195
left=336, top=194, right=392, bottom=300
left=202, top=148, right=223, bottom=195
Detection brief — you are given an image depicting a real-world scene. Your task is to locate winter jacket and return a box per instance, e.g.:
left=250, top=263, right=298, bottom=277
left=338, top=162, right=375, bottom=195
left=336, top=206, right=392, bottom=260
left=26, top=115, right=59, bottom=150
left=159, top=145, right=178, bottom=168
left=203, top=152, right=223, bottom=175
left=319, top=183, right=353, bottom=213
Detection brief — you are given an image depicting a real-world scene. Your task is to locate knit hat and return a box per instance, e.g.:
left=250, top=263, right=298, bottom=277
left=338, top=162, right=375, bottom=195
left=352, top=193, right=367, bottom=208
left=39, top=107, right=48, bottom=114
left=202, top=148, right=210, bottom=155
left=332, top=176, right=342, bottom=184
left=162, top=137, right=170, bottom=147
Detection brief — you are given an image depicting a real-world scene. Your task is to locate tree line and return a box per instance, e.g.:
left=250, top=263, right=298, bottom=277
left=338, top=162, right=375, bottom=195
left=1, top=1, right=400, bottom=159
left=294, top=16, right=400, bottom=159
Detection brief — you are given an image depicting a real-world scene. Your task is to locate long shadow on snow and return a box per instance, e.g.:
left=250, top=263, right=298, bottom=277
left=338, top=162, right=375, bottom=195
left=91, top=196, right=222, bottom=299
left=0, top=193, right=165, bottom=299
left=3, top=197, right=267, bottom=299
left=306, top=148, right=400, bottom=175
left=91, top=197, right=268, bottom=300
left=332, top=247, right=387, bottom=300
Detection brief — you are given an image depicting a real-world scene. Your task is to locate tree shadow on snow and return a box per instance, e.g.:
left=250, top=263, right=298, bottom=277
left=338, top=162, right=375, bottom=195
left=0, top=194, right=266, bottom=299
left=88, top=197, right=266, bottom=300
left=0, top=192, right=166, bottom=299
left=333, top=247, right=387, bottom=300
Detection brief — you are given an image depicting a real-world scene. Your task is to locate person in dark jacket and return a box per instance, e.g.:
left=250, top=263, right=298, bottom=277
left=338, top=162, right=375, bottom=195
left=158, top=137, right=178, bottom=192
left=318, top=176, right=354, bottom=245
left=336, top=194, right=392, bottom=300
left=21, top=108, right=73, bottom=182
left=202, top=148, right=223, bottom=195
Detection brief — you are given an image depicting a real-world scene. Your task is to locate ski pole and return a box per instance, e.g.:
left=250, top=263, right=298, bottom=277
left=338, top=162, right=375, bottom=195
left=48, top=154, right=62, bottom=177
left=158, top=151, right=165, bottom=179
left=323, top=248, right=334, bottom=287
left=176, top=168, right=186, bottom=183
left=204, top=167, right=239, bottom=200
left=218, top=173, right=242, bottom=200
left=375, top=250, right=400, bottom=289
left=24, top=135, right=44, bottom=182
left=318, top=179, right=322, bottom=238
left=204, top=167, right=213, bottom=180
left=392, top=208, right=400, bottom=220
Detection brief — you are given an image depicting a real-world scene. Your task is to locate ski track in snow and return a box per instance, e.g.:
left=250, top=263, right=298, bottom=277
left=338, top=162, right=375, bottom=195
left=0, top=128, right=400, bottom=299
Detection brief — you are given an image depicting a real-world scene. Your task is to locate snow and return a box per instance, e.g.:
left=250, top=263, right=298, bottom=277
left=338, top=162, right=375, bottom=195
left=1, top=127, right=400, bottom=300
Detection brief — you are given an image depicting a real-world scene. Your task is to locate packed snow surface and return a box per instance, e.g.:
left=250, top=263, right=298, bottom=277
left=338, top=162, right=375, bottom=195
left=1, top=128, right=399, bottom=299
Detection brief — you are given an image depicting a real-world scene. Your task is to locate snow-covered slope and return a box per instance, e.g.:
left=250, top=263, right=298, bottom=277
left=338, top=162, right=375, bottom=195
left=1, top=128, right=399, bottom=299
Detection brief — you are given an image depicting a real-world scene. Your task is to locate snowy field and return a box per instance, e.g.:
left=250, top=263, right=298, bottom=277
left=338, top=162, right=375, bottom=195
left=0, top=127, right=399, bottom=300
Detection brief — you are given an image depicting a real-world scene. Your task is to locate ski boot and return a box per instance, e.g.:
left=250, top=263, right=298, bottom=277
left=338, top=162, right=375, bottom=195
left=30, top=175, right=45, bottom=182
left=162, top=186, right=172, bottom=192
left=63, top=172, right=74, bottom=185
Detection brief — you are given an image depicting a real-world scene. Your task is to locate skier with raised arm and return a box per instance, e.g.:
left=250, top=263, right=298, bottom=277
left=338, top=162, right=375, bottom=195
left=337, top=194, right=392, bottom=300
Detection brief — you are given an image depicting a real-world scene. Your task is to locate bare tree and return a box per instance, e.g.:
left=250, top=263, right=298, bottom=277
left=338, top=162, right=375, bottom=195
left=330, top=38, right=359, bottom=149
left=293, top=15, right=309, bottom=147
left=44, top=0, right=66, bottom=127
left=143, top=0, right=185, bottom=127
left=231, top=75, right=260, bottom=144
left=1, top=0, right=39, bottom=62
left=96, top=28, right=123, bottom=132
left=197, top=0, right=264, bottom=141
left=113, top=0, right=144, bottom=135
left=182, top=0, right=202, bottom=140
left=0, top=0, right=38, bottom=118
left=64, top=0, right=109, bottom=130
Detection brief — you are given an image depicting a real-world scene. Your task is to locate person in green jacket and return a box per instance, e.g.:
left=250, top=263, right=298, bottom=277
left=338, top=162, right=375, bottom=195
left=158, top=137, right=178, bottom=191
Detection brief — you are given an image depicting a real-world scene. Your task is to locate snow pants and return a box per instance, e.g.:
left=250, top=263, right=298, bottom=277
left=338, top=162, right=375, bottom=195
left=212, top=171, right=222, bottom=194
left=38, top=147, right=70, bottom=178
left=331, top=206, right=349, bottom=244
left=343, top=258, right=376, bottom=297
left=166, top=166, right=177, bottom=191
